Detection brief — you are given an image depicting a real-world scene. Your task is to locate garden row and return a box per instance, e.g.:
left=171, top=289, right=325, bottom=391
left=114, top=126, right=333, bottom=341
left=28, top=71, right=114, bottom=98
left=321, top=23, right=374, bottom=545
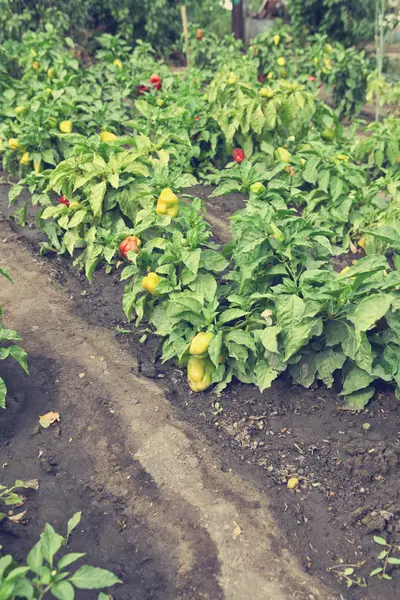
left=1, top=23, right=400, bottom=411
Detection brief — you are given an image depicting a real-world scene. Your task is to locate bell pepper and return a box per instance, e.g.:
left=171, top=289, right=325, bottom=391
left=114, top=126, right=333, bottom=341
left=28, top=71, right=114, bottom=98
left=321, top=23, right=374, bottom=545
left=59, top=196, right=70, bottom=207
left=321, top=127, right=335, bottom=141
left=45, top=88, right=52, bottom=97
left=308, top=75, right=317, bottom=82
left=227, top=72, right=237, bottom=85
left=34, top=161, right=41, bottom=174
left=273, top=34, right=280, bottom=46
left=275, top=147, right=291, bottom=163
left=196, top=28, right=203, bottom=41
left=259, top=87, right=274, bottom=99
left=142, top=272, right=162, bottom=296
left=101, top=131, right=118, bottom=142
left=113, top=59, right=123, bottom=69
left=32, top=60, right=40, bottom=71
left=15, top=105, right=27, bottom=116
left=8, top=138, right=20, bottom=151
left=187, top=356, right=215, bottom=392
left=258, top=73, right=264, bottom=83
left=47, top=67, right=56, bottom=79
left=358, top=236, right=365, bottom=250
left=120, top=236, right=141, bottom=259
left=233, top=148, right=245, bottom=163
left=270, top=222, right=285, bottom=243
left=277, top=57, right=286, bottom=67
left=267, top=72, right=274, bottom=80
left=69, top=201, right=82, bottom=211
left=59, top=120, right=72, bottom=133
left=250, top=182, right=266, bottom=195
left=189, top=332, right=214, bottom=357
left=20, top=152, right=30, bottom=166
left=156, top=188, right=179, bottom=218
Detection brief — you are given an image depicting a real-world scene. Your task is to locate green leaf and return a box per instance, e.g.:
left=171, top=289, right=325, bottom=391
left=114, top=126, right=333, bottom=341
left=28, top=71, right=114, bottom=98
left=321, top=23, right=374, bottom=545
left=208, top=332, right=223, bottom=367
left=276, top=295, right=305, bottom=329
left=39, top=524, right=64, bottom=567
left=387, top=557, right=400, bottom=565
left=341, top=367, right=374, bottom=396
left=210, top=180, right=241, bottom=197
left=330, top=176, right=343, bottom=201
left=342, top=386, right=375, bottom=411
left=8, top=184, right=23, bottom=204
left=69, top=565, right=121, bottom=589
left=0, top=268, right=13, bottom=283
left=66, top=511, right=82, bottom=541
left=0, top=328, right=22, bottom=342
left=199, top=250, right=229, bottom=273
left=225, top=330, right=256, bottom=353
left=9, top=346, right=29, bottom=374
left=0, top=377, right=6, bottom=409
left=58, top=552, right=86, bottom=568
left=370, top=567, right=383, bottom=577
left=90, top=181, right=107, bottom=217
left=289, top=354, right=316, bottom=388
left=254, top=360, right=279, bottom=392
left=51, top=581, right=75, bottom=600
left=189, top=274, right=217, bottom=303
left=283, top=321, right=315, bottom=361
left=373, top=536, right=388, bottom=546
left=314, top=349, right=346, bottom=388
left=259, top=326, right=280, bottom=353
left=303, top=157, right=319, bottom=184
left=217, top=309, right=247, bottom=325
left=68, top=210, right=87, bottom=229
left=27, top=542, right=43, bottom=569
left=0, top=555, right=12, bottom=578
left=353, top=294, right=393, bottom=336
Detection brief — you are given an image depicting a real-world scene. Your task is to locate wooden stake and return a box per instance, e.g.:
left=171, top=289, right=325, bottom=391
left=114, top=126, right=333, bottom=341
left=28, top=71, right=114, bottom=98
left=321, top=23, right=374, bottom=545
left=181, top=5, right=190, bottom=67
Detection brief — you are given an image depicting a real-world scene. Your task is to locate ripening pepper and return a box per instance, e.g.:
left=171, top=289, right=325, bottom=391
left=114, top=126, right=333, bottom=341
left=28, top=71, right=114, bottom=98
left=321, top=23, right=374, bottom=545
left=156, top=188, right=179, bottom=218
left=189, top=331, right=214, bottom=357
left=15, top=105, right=27, bottom=116
left=250, top=182, right=266, bottom=195
left=69, top=201, right=82, bottom=211
left=275, top=147, right=291, bottom=163
left=33, top=161, right=40, bottom=174
left=113, top=59, right=123, bottom=69
left=273, top=34, right=280, bottom=46
left=20, top=152, right=30, bottom=166
left=196, top=28, right=203, bottom=41
left=47, top=67, right=56, bottom=79
left=32, top=60, right=40, bottom=71
left=8, top=138, right=20, bottom=151
left=59, top=196, right=70, bottom=207
left=321, top=127, right=335, bottom=141
left=358, top=236, right=365, bottom=250
left=142, top=272, right=162, bottom=296
left=120, top=236, right=141, bottom=259
left=277, top=57, right=286, bottom=67
left=308, top=75, right=317, bottom=82
left=101, top=131, right=118, bottom=142
left=233, top=148, right=245, bottom=163
left=325, top=43, right=333, bottom=54
left=270, top=222, right=285, bottom=243
left=258, top=73, right=264, bottom=83
left=267, top=71, right=274, bottom=80
left=45, top=88, right=52, bottom=97
left=187, top=355, right=215, bottom=392
left=150, top=74, right=161, bottom=84
left=259, top=87, right=274, bottom=99
left=227, top=72, right=238, bottom=85
left=59, top=120, right=72, bottom=133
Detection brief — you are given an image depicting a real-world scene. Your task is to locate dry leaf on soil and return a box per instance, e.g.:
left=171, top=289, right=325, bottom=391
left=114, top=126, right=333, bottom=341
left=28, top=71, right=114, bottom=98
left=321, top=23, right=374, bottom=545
left=39, top=412, right=61, bottom=428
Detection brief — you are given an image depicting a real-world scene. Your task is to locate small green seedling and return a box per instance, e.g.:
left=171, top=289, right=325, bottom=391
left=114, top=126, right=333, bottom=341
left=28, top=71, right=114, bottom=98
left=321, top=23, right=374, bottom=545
left=370, top=536, right=400, bottom=580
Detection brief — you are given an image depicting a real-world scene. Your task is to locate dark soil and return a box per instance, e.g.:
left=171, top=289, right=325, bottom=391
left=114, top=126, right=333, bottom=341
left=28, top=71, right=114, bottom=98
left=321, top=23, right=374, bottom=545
left=1, top=182, right=400, bottom=599
left=0, top=357, right=173, bottom=599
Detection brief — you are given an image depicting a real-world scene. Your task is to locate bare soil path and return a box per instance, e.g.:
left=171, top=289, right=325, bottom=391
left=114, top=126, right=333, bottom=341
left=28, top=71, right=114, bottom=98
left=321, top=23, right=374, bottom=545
left=0, top=217, right=334, bottom=599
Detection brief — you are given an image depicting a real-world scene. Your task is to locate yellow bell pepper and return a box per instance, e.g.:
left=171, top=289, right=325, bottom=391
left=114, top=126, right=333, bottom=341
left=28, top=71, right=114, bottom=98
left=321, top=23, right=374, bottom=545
left=267, top=72, right=274, bottom=80
left=275, top=147, right=291, bottom=163
left=277, top=57, right=286, bottom=67
left=59, top=120, right=72, bottom=133
left=189, top=332, right=214, bottom=357
left=113, top=59, right=123, bottom=69
left=20, top=152, right=30, bottom=166
left=273, top=34, right=280, bottom=46
left=227, top=72, right=238, bottom=85
left=15, top=105, right=27, bottom=116
left=34, top=161, right=41, bottom=174
left=142, top=272, right=162, bottom=296
left=45, top=88, right=52, bottom=97
left=47, top=67, right=56, bottom=79
left=358, top=236, right=365, bottom=250
left=156, top=188, right=179, bottom=218
left=32, top=60, right=40, bottom=71
left=187, top=356, right=215, bottom=392
left=101, top=131, right=118, bottom=142
left=8, top=138, right=20, bottom=151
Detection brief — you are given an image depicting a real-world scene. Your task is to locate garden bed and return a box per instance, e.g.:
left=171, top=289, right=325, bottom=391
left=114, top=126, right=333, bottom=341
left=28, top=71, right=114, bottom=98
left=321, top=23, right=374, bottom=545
left=1, top=184, right=399, bottom=599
